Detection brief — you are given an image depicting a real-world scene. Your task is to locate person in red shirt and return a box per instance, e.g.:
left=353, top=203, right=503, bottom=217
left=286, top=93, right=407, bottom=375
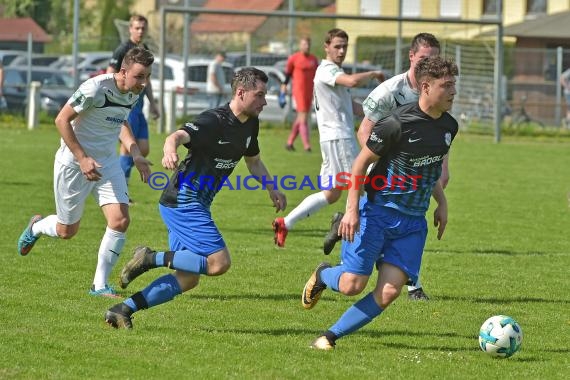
left=281, top=37, right=319, bottom=152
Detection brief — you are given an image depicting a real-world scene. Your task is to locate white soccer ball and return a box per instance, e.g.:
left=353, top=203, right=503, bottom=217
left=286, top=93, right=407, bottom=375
left=478, top=315, right=523, bottom=358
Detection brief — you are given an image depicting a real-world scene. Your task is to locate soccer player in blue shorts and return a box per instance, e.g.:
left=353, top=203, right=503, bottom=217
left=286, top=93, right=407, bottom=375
left=302, top=56, right=459, bottom=350
left=104, top=67, right=287, bottom=329
left=107, top=15, right=160, bottom=202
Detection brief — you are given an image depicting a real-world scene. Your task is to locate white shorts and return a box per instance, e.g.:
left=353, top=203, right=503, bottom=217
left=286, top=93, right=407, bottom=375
left=54, top=158, right=129, bottom=225
left=319, top=138, right=359, bottom=189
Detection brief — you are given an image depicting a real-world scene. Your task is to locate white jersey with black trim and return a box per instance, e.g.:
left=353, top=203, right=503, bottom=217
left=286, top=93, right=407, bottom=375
left=362, top=72, right=419, bottom=122
left=56, top=73, right=140, bottom=168
left=313, top=59, right=355, bottom=142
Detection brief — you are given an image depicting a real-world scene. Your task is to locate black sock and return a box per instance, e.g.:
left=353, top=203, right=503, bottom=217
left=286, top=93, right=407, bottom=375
left=323, top=330, right=338, bottom=343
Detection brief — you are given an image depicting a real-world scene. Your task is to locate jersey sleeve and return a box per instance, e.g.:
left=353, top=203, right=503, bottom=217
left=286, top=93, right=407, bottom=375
left=366, top=116, right=402, bottom=157
left=68, top=79, right=96, bottom=113
left=108, top=44, right=129, bottom=71
left=362, top=84, right=396, bottom=122
left=244, top=123, right=260, bottom=157
left=316, top=63, right=344, bottom=87
left=180, top=111, right=218, bottom=149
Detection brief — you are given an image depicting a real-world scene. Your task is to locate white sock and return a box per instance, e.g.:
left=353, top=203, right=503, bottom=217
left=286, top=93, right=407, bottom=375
left=408, top=278, right=423, bottom=292
left=92, top=227, right=126, bottom=290
left=31, top=215, right=59, bottom=237
left=284, top=192, right=329, bottom=230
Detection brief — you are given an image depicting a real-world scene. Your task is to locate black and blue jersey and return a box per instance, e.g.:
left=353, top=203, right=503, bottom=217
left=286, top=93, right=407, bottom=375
left=365, top=102, right=458, bottom=216
left=159, top=104, right=260, bottom=209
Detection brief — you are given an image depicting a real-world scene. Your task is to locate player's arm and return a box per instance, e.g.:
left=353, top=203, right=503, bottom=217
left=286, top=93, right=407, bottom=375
left=119, top=122, right=152, bottom=182
left=335, top=70, right=385, bottom=89
left=356, top=117, right=376, bottom=147
left=431, top=179, right=448, bottom=240
left=54, top=104, right=102, bottom=181
left=339, top=146, right=379, bottom=242
left=145, top=77, right=159, bottom=118
left=162, top=129, right=190, bottom=170
left=439, top=154, right=450, bottom=189
left=244, top=154, right=287, bottom=212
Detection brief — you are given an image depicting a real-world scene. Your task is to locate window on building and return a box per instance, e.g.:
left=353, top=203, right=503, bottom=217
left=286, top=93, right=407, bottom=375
left=527, top=0, right=546, bottom=15
left=360, top=0, right=381, bottom=16
left=440, top=0, right=461, bottom=18
left=482, top=0, right=500, bottom=15
left=402, top=0, right=420, bottom=17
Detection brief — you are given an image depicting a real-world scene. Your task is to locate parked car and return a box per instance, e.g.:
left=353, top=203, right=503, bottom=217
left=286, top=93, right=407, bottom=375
left=235, top=65, right=292, bottom=123
left=8, top=54, right=62, bottom=68
left=51, top=51, right=111, bottom=81
left=2, top=66, right=75, bottom=115
left=225, top=52, right=289, bottom=68
left=0, top=50, right=27, bottom=66
left=150, top=56, right=234, bottom=118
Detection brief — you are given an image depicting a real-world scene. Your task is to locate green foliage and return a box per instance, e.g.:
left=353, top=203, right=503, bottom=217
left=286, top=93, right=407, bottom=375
left=0, top=122, right=569, bottom=379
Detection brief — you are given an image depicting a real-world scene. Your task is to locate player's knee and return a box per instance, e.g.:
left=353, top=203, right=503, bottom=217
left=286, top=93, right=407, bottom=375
left=377, top=285, right=402, bottom=308
left=56, top=224, right=79, bottom=239
left=175, top=271, right=200, bottom=292
left=323, top=189, right=342, bottom=204
left=109, top=216, right=130, bottom=232
left=207, top=255, right=231, bottom=276
left=339, top=275, right=368, bottom=296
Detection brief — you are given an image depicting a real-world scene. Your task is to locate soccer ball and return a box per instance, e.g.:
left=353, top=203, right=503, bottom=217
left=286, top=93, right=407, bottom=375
left=478, top=315, right=523, bottom=358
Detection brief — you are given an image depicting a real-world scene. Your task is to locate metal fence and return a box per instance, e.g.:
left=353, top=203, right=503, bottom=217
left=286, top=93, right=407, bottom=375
left=10, top=8, right=570, bottom=134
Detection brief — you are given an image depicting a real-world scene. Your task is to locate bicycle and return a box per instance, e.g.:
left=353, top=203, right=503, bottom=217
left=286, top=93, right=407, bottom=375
left=508, top=95, right=545, bottom=128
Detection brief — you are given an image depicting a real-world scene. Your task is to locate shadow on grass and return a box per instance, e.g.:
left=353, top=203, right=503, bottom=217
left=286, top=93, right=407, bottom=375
left=424, top=247, right=552, bottom=256
left=434, top=295, right=570, bottom=304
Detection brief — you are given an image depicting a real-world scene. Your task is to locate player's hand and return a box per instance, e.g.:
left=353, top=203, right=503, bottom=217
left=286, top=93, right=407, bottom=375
left=133, top=155, right=153, bottom=183
left=433, top=202, right=448, bottom=240
left=339, top=210, right=359, bottom=243
left=79, top=156, right=102, bottom=181
left=373, top=71, right=386, bottom=83
left=162, top=151, right=179, bottom=170
left=149, top=102, right=160, bottom=120
left=268, top=189, right=287, bottom=212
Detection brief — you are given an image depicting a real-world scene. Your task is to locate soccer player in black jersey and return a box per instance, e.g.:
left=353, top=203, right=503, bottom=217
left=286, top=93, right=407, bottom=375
left=302, top=56, right=459, bottom=350
left=105, top=67, right=287, bottom=329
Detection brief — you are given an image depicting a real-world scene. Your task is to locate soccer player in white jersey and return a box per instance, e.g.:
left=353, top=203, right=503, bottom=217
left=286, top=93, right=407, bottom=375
left=322, top=33, right=443, bottom=301
left=17, top=47, right=153, bottom=298
left=272, top=28, right=384, bottom=248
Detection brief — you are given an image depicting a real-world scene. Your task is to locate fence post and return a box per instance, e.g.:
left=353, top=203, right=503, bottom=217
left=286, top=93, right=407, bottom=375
left=165, top=88, right=176, bottom=134
left=27, top=81, right=41, bottom=130
left=555, top=46, right=563, bottom=127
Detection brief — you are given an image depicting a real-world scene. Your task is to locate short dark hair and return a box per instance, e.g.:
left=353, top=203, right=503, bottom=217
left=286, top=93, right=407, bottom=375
left=414, top=56, right=458, bottom=84
left=121, top=47, right=154, bottom=69
left=231, top=67, right=268, bottom=95
left=410, top=33, right=440, bottom=53
left=325, top=28, right=349, bottom=45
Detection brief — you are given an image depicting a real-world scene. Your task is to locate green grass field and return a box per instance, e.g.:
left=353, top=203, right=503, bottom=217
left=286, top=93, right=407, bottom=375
left=1, top=122, right=569, bottom=379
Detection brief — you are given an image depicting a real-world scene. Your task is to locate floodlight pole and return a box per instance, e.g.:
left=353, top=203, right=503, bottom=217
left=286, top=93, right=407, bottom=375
left=493, top=0, right=504, bottom=143
left=72, top=0, right=80, bottom=89
left=395, top=0, right=403, bottom=74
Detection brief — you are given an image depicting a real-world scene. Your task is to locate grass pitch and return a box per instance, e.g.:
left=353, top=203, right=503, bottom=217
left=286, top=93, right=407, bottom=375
left=0, top=122, right=569, bottom=379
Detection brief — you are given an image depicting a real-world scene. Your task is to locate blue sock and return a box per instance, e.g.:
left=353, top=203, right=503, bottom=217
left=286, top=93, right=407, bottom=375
left=155, top=250, right=208, bottom=275
left=329, top=292, right=383, bottom=338
left=119, top=155, right=134, bottom=181
left=124, top=273, right=182, bottom=311
left=320, top=266, right=343, bottom=292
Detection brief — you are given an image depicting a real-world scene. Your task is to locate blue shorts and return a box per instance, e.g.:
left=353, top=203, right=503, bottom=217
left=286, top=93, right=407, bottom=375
left=159, top=203, right=226, bottom=256
left=128, top=97, right=149, bottom=140
left=340, top=198, right=427, bottom=283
